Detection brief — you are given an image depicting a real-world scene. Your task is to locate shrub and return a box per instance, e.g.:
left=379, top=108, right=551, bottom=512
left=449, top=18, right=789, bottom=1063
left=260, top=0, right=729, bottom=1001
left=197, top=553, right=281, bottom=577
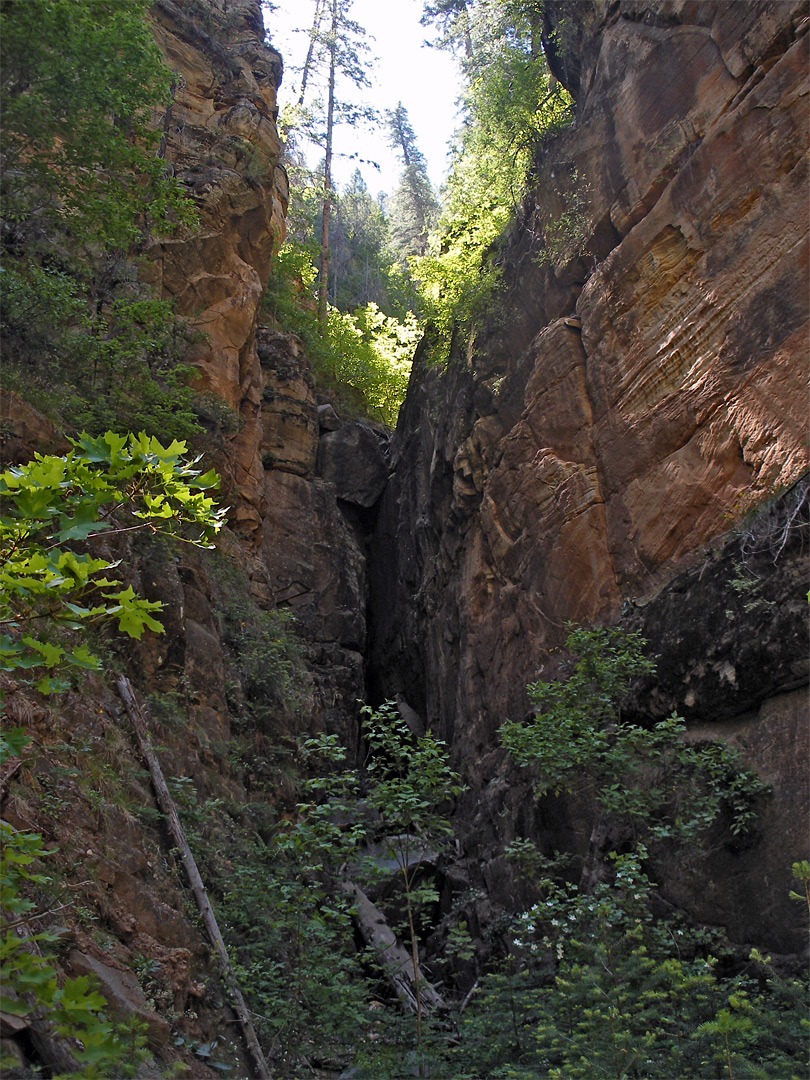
left=264, top=241, right=419, bottom=425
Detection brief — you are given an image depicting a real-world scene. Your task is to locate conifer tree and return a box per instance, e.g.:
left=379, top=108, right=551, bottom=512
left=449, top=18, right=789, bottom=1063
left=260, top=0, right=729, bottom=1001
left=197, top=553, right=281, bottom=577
left=297, top=0, right=325, bottom=107
left=330, top=169, right=391, bottom=310
left=290, top=0, right=376, bottom=326
left=386, top=104, right=439, bottom=265
left=421, top=0, right=475, bottom=60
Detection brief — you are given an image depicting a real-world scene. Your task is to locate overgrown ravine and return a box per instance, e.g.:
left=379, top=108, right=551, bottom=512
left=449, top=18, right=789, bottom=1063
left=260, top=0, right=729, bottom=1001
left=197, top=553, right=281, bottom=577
left=1, top=0, right=808, bottom=1078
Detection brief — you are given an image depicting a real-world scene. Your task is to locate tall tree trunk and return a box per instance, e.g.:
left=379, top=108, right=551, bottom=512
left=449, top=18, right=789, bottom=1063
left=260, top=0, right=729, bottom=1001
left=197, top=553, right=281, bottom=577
left=462, top=1, right=474, bottom=60
left=318, top=0, right=337, bottom=327
left=297, top=0, right=324, bottom=107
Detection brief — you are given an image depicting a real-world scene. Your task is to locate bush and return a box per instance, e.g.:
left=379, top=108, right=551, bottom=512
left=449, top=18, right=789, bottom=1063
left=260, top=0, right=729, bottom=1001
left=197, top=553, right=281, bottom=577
left=264, top=241, right=420, bottom=426
left=1, top=0, right=200, bottom=443
left=0, top=262, right=203, bottom=442
left=461, top=624, right=808, bottom=1080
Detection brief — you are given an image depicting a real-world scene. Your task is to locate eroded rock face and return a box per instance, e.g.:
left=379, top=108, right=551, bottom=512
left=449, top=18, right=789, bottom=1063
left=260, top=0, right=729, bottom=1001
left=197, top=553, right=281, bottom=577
left=374, top=0, right=808, bottom=746
left=370, top=1, right=809, bottom=947
left=0, top=390, right=69, bottom=463
left=144, top=0, right=288, bottom=540
left=139, top=4, right=373, bottom=737
left=258, top=398, right=381, bottom=744
left=317, top=421, right=390, bottom=508
left=257, top=328, right=319, bottom=477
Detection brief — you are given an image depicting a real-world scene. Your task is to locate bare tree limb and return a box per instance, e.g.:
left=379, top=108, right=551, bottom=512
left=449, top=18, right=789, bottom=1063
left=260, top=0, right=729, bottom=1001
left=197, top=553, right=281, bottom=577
left=116, top=675, right=273, bottom=1080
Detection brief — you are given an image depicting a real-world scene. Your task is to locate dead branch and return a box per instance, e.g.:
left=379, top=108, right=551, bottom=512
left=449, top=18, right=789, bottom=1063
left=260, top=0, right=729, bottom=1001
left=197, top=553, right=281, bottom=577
left=116, top=674, right=272, bottom=1080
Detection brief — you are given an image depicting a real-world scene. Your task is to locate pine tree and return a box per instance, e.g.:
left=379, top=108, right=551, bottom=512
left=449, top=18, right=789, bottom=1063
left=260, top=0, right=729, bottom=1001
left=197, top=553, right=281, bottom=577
left=289, top=0, right=376, bottom=326
left=330, top=169, right=391, bottom=311
left=386, top=104, right=439, bottom=265
left=297, top=0, right=325, bottom=107
left=421, top=0, right=475, bottom=61
left=422, top=1, right=546, bottom=76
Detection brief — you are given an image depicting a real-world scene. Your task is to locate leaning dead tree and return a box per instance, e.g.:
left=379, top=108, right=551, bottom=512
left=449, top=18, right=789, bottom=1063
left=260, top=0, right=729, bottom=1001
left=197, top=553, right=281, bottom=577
left=117, top=675, right=272, bottom=1080
left=341, top=880, right=445, bottom=1015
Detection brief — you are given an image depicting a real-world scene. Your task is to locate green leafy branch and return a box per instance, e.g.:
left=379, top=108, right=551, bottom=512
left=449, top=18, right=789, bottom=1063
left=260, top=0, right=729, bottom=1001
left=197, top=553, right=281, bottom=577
left=0, top=431, right=225, bottom=691
left=500, top=625, right=770, bottom=847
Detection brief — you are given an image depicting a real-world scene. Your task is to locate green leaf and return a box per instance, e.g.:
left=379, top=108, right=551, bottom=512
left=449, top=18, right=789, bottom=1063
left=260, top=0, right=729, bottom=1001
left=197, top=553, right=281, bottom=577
left=103, top=588, right=164, bottom=638
left=58, top=501, right=111, bottom=543
left=35, top=675, right=70, bottom=695
left=0, top=995, right=32, bottom=1017
left=65, top=645, right=101, bottom=670
left=21, top=636, right=64, bottom=668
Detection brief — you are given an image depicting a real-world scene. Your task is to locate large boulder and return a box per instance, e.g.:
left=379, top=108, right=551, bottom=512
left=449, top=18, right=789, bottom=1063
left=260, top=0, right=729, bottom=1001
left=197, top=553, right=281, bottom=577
left=67, top=951, right=171, bottom=1050
left=317, top=421, right=390, bottom=508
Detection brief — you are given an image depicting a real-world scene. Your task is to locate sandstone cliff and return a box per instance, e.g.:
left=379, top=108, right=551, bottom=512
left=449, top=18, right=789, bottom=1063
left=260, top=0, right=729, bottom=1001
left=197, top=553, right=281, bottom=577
left=368, top=0, right=809, bottom=950
left=1, top=2, right=378, bottom=1074
left=145, top=0, right=287, bottom=540
left=144, top=0, right=379, bottom=743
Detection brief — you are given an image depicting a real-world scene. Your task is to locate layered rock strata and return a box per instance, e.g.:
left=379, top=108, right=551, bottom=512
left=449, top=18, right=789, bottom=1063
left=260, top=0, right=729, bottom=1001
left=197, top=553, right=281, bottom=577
left=144, top=0, right=377, bottom=739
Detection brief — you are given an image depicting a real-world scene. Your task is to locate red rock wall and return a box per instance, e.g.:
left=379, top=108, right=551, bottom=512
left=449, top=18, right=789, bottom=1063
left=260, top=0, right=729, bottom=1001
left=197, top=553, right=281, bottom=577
left=143, top=1, right=375, bottom=739
left=369, top=1, right=809, bottom=948
left=146, top=0, right=288, bottom=540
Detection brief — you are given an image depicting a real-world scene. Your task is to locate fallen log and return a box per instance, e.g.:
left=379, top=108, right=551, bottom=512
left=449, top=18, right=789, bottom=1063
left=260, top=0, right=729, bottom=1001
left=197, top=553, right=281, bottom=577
left=116, top=675, right=272, bottom=1080
left=341, top=880, right=445, bottom=1016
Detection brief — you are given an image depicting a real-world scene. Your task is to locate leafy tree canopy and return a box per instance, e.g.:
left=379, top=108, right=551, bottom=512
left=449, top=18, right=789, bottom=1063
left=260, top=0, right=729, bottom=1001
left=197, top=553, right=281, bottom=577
left=415, top=0, right=574, bottom=350
left=0, top=0, right=194, bottom=248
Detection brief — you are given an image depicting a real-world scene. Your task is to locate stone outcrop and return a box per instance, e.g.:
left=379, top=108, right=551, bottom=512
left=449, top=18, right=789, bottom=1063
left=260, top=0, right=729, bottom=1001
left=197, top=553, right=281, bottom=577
left=0, top=390, right=69, bottom=463
left=317, top=420, right=390, bottom=508
left=254, top=329, right=391, bottom=746
left=369, top=0, right=809, bottom=949
left=144, top=0, right=288, bottom=540
left=257, top=327, right=319, bottom=477
left=67, top=951, right=172, bottom=1049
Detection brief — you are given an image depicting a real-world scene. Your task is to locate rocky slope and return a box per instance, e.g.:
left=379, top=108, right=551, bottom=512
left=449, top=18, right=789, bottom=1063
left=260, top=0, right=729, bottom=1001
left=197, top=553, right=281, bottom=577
left=368, top=0, right=809, bottom=950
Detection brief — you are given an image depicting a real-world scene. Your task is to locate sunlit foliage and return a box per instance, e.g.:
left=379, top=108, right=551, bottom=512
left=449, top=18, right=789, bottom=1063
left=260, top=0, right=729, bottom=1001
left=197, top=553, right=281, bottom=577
left=416, top=0, right=574, bottom=348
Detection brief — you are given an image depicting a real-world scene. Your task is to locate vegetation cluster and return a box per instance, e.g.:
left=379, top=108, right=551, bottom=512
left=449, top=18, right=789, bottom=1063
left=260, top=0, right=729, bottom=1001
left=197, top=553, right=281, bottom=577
left=0, top=0, right=207, bottom=442
left=146, top=628, right=809, bottom=1079
left=267, top=0, right=577, bottom=423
